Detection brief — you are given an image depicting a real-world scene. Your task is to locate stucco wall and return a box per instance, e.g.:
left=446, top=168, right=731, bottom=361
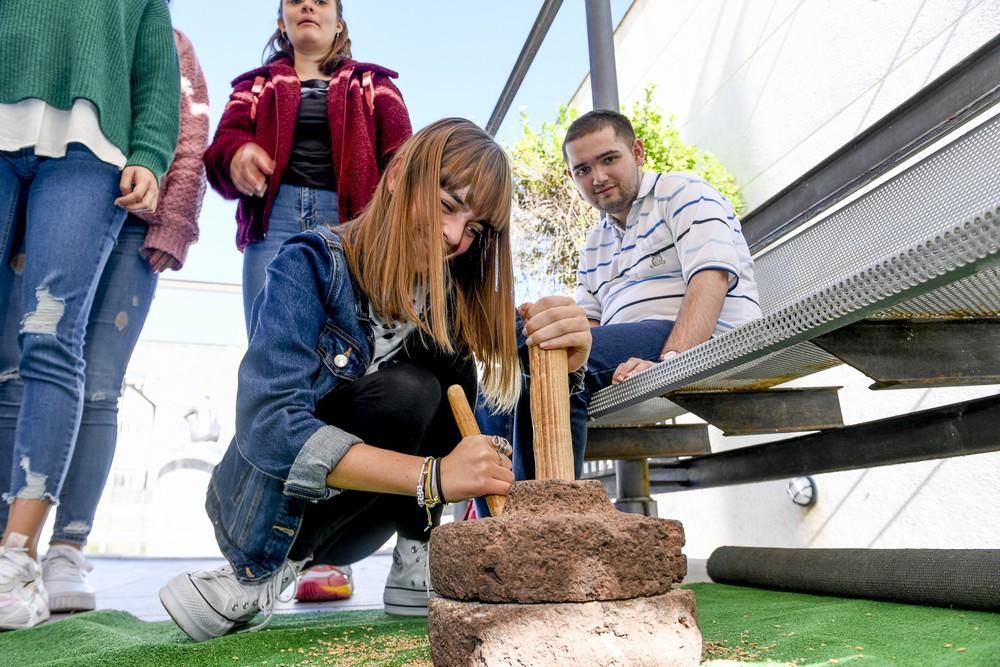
left=569, top=0, right=1000, bottom=210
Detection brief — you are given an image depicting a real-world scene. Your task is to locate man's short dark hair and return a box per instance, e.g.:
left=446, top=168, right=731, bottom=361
left=562, top=109, right=636, bottom=164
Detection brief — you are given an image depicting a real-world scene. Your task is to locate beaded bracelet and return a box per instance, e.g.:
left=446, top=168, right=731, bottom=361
left=415, top=456, right=433, bottom=509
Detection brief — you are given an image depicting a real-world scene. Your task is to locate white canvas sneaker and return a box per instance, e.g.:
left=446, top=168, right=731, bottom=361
left=383, top=536, right=435, bottom=616
left=159, top=562, right=298, bottom=642
left=42, top=545, right=96, bottom=612
left=0, top=546, right=50, bottom=630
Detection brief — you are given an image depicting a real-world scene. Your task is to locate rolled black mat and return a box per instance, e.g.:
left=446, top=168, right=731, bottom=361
left=707, top=547, right=1000, bottom=611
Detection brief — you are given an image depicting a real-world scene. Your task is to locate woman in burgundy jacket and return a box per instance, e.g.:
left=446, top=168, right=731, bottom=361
left=203, top=0, right=411, bottom=605
left=204, top=0, right=412, bottom=333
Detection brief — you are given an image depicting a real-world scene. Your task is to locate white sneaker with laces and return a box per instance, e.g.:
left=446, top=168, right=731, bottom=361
left=42, top=545, right=96, bottom=612
left=0, top=546, right=50, bottom=630
left=159, top=561, right=298, bottom=642
left=383, top=536, right=435, bottom=616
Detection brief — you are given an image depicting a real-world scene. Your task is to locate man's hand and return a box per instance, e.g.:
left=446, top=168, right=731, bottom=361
left=230, top=143, right=276, bottom=197
left=611, top=351, right=677, bottom=384
left=115, top=166, right=159, bottom=212
left=612, top=357, right=654, bottom=384
left=519, top=296, right=592, bottom=372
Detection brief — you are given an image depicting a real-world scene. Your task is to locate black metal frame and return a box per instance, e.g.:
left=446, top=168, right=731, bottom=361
left=485, top=0, right=564, bottom=137
left=669, top=387, right=844, bottom=435
left=812, top=318, right=1000, bottom=389
left=585, top=423, right=710, bottom=460
left=659, top=394, right=1000, bottom=492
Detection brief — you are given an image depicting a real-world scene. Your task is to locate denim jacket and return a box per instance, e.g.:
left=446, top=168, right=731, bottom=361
left=207, top=226, right=375, bottom=582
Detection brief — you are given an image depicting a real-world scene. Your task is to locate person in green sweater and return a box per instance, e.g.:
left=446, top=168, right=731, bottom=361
left=0, top=0, right=180, bottom=630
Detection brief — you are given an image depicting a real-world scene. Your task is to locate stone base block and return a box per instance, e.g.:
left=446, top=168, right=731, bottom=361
left=428, top=589, right=701, bottom=667
left=430, top=480, right=686, bottom=603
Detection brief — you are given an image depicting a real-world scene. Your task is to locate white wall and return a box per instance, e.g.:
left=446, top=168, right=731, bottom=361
left=570, top=0, right=1000, bottom=210
left=82, top=340, right=242, bottom=557
left=569, top=0, right=1000, bottom=557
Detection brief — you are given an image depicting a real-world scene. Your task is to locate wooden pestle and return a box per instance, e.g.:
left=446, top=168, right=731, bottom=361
left=446, top=385, right=507, bottom=517
left=528, top=346, right=575, bottom=481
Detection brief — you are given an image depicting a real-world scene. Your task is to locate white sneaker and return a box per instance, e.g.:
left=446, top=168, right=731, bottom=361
left=0, top=546, right=50, bottom=630
left=159, top=562, right=298, bottom=642
left=383, top=536, right=435, bottom=616
left=42, top=545, right=96, bottom=612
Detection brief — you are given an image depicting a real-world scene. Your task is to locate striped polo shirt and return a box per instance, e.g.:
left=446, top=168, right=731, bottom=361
left=574, top=171, right=761, bottom=334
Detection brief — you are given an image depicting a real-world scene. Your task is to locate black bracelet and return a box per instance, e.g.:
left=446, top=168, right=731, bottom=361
left=435, top=457, right=447, bottom=505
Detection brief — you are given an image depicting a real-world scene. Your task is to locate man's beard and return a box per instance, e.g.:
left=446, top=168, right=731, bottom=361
left=603, top=184, right=638, bottom=214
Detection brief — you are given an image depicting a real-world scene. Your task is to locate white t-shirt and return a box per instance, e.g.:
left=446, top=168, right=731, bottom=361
left=0, top=99, right=126, bottom=168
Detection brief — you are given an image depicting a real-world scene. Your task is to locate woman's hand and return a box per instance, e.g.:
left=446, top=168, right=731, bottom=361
left=439, top=434, right=513, bottom=502
left=115, top=166, right=159, bottom=212
left=230, top=142, right=276, bottom=197
left=143, top=249, right=181, bottom=273
left=520, top=296, right=592, bottom=372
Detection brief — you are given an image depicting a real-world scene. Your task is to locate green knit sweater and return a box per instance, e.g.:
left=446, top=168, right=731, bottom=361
left=0, top=0, right=180, bottom=180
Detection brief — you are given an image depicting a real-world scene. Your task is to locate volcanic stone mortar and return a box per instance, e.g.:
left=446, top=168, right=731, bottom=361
left=429, top=479, right=686, bottom=603
left=428, top=589, right=701, bottom=667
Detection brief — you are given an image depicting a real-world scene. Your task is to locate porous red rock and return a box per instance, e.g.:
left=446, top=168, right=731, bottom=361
left=430, top=480, right=686, bottom=603
left=427, top=588, right=701, bottom=667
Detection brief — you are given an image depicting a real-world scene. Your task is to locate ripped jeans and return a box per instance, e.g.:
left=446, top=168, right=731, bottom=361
left=18, top=219, right=154, bottom=545
left=0, top=144, right=126, bottom=512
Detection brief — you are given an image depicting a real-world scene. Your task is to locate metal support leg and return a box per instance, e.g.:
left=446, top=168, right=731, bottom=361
left=585, top=0, right=620, bottom=110
left=614, top=459, right=657, bottom=516
left=585, top=0, right=655, bottom=515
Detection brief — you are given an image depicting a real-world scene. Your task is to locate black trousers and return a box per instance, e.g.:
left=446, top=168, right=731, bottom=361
left=288, top=342, right=476, bottom=566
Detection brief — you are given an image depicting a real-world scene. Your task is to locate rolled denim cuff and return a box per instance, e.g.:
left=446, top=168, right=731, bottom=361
left=284, top=424, right=362, bottom=501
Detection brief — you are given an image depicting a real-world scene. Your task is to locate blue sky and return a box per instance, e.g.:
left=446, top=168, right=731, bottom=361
left=148, top=1, right=629, bottom=345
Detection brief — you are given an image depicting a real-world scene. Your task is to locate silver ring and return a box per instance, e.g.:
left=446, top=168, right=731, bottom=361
left=490, top=435, right=512, bottom=458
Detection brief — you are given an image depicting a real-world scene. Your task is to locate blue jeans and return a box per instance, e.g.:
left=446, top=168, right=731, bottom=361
left=475, top=319, right=673, bottom=517
left=0, top=218, right=155, bottom=543
left=242, top=185, right=339, bottom=335
left=0, top=144, right=126, bottom=508
left=52, top=218, right=157, bottom=545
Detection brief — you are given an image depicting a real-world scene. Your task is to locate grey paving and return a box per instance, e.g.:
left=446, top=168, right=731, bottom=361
left=54, top=550, right=395, bottom=623
left=51, top=551, right=709, bottom=624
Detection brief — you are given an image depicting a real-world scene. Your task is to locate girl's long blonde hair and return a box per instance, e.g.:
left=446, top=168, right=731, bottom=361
left=340, top=118, right=520, bottom=411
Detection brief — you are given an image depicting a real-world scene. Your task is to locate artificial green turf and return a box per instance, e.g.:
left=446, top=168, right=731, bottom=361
left=690, top=583, right=1000, bottom=666
left=0, top=585, right=997, bottom=666
left=0, top=610, right=432, bottom=667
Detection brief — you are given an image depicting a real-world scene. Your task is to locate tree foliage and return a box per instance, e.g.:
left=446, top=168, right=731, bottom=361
left=508, top=85, right=743, bottom=295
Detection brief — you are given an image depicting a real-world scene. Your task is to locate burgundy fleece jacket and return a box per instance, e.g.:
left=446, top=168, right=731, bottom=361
left=204, top=56, right=412, bottom=250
